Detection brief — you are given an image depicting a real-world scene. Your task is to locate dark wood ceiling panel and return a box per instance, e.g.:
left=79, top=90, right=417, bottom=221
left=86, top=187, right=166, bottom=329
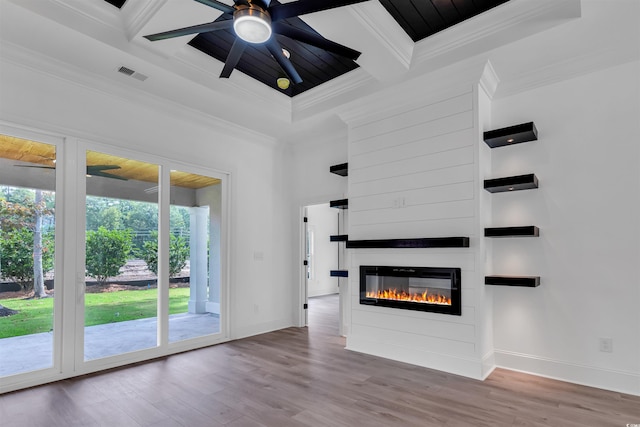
left=450, top=0, right=477, bottom=17
left=104, top=0, right=127, bottom=8
left=380, top=0, right=511, bottom=42
left=432, top=0, right=464, bottom=25
left=188, top=14, right=359, bottom=97
left=414, top=0, right=448, bottom=32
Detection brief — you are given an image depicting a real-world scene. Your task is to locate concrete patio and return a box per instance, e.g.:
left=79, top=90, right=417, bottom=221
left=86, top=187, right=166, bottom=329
left=0, top=312, right=220, bottom=377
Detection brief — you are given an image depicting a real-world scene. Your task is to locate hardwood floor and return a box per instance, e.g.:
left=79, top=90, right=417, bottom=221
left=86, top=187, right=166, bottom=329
left=1, top=294, right=638, bottom=426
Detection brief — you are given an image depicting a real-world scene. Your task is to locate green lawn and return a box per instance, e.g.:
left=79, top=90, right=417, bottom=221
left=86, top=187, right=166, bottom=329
left=0, top=287, right=190, bottom=339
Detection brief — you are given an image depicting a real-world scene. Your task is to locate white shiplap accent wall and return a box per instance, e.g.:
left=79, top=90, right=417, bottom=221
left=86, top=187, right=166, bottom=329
left=343, top=84, right=492, bottom=379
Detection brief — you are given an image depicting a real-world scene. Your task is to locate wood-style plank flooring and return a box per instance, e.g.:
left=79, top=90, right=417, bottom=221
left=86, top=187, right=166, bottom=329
left=1, top=294, right=639, bottom=426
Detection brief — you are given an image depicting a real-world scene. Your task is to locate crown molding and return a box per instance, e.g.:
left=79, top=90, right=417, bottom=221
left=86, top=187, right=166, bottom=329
left=292, top=68, right=376, bottom=116
left=0, top=41, right=276, bottom=146
left=413, top=0, right=581, bottom=66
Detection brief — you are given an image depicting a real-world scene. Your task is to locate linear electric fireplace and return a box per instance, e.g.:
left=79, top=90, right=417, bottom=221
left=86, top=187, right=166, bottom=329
left=360, top=266, right=461, bottom=315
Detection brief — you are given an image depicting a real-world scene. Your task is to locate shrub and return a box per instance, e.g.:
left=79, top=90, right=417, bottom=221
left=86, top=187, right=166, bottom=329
left=141, top=232, right=189, bottom=278
left=0, top=228, right=54, bottom=290
left=85, top=227, right=133, bottom=285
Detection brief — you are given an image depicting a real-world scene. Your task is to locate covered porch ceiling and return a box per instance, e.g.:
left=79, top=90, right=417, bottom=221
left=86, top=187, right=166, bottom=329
left=0, top=135, right=220, bottom=190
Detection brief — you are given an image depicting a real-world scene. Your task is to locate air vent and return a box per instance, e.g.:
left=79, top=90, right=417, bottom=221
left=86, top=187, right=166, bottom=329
left=116, top=65, right=148, bottom=82
left=117, top=66, right=135, bottom=76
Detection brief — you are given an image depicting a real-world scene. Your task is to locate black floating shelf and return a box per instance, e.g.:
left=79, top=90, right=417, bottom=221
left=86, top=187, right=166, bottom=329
left=329, top=163, right=348, bottom=177
left=330, top=270, right=348, bottom=278
left=330, top=199, right=348, bottom=209
left=330, top=234, right=348, bottom=242
left=485, top=275, right=540, bottom=287
left=346, top=237, right=470, bottom=249
left=484, top=174, right=538, bottom=193
left=485, top=226, right=539, bottom=238
left=484, top=122, right=538, bottom=148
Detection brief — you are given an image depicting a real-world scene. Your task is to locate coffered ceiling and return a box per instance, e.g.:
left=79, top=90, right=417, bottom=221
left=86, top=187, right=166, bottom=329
left=102, top=0, right=509, bottom=97
left=1, top=0, right=638, bottom=140
left=378, top=0, right=510, bottom=42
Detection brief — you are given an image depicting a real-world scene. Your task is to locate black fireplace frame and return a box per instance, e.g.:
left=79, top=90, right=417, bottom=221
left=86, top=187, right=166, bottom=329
left=360, top=265, right=462, bottom=315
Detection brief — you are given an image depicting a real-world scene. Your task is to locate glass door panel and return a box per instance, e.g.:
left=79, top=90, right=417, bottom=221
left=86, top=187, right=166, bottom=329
left=84, top=150, right=159, bottom=360
left=0, top=135, right=57, bottom=376
left=168, top=169, right=221, bottom=342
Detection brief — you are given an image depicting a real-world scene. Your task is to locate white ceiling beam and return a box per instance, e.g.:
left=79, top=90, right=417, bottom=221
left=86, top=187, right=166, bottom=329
left=296, top=1, right=412, bottom=83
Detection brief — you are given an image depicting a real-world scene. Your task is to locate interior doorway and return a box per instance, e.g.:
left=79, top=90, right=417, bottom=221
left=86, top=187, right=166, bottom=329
left=304, top=203, right=342, bottom=333
left=306, top=203, right=339, bottom=298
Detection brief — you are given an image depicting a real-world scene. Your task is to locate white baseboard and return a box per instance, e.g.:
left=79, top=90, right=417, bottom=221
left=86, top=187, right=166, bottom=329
left=232, top=317, right=293, bottom=341
left=495, top=349, right=640, bottom=396
left=481, top=351, right=496, bottom=380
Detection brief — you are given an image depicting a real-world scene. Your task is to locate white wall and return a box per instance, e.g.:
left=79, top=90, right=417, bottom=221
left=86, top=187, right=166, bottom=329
left=306, top=203, right=339, bottom=297
left=287, top=127, right=349, bottom=326
left=490, top=61, right=640, bottom=395
left=288, top=126, right=349, bottom=205
left=0, top=57, right=295, bottom=342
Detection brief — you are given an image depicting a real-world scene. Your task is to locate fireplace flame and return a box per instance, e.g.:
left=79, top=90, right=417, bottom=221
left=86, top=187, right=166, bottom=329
left=366, top=289, right=451, bottom=306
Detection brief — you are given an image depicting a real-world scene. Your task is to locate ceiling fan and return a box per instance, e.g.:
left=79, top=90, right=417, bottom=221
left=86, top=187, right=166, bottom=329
left=144, top=0, right=369, bottom=85
left=15, top=164, right=128, bottom=181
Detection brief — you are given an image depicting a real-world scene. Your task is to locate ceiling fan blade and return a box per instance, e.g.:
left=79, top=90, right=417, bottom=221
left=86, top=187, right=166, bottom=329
left=269, top=0, right=370, bottom=21
left=144, top=19, right=233, bottom=42
left=87, top=165, right=122, bottom=172
left=253, top=0, right=271, bottom=9
left=192, top=0, right=235, bottom=15
left=90, top=171, right=128, bottom=181
left=273, top=23, right=361, bottom=60
left=14, top=165, right=55, bottom=169
left=220, top=38, right=247, bottom=78
left=266, top=39, right=303, bottom=84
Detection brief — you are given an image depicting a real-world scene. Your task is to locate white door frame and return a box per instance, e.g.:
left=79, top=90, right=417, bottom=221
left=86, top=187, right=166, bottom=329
left=297, top=200, right=346, bottom=335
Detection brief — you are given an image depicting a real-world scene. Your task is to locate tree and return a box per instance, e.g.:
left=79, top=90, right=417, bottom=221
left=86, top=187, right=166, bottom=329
left=33, top=189, right=47, bottom=298
left=85, top=227, right=133, bottom=286
left=169, top=205, right=190, bottom=236
left=0, top=228, right=35, bottom=287
left=97, top=205, right=123, bottom=230
left=0, top=187, right=55, bottom=295
left=141, top=232, right=189, bottom=278
left=0, top=228, right=54, bottom=291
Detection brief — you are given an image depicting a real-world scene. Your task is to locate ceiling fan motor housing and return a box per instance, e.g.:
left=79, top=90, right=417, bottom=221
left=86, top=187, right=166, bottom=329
left=233, top=4, right=272, bottom=44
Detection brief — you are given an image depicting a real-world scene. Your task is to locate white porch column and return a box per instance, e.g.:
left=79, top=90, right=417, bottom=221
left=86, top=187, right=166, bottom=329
left=205, top=184, right=221, bottom=315
left=188, top=206, right=208, bottom=314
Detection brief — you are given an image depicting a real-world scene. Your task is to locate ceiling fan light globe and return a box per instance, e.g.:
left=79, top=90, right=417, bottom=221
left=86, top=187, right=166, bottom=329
left=277, top=77, right=290, bottom=90
left=233, top=9, right=272, bottom=44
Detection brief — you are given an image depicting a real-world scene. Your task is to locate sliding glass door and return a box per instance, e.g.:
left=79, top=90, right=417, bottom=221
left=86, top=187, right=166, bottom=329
left=0, top=133, right=60, bottom=377
left=0, top=134, right=227, bottom=392
left=84, top=150, right=160, bottom=360
left=168, top=169, right=222, bottom=342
